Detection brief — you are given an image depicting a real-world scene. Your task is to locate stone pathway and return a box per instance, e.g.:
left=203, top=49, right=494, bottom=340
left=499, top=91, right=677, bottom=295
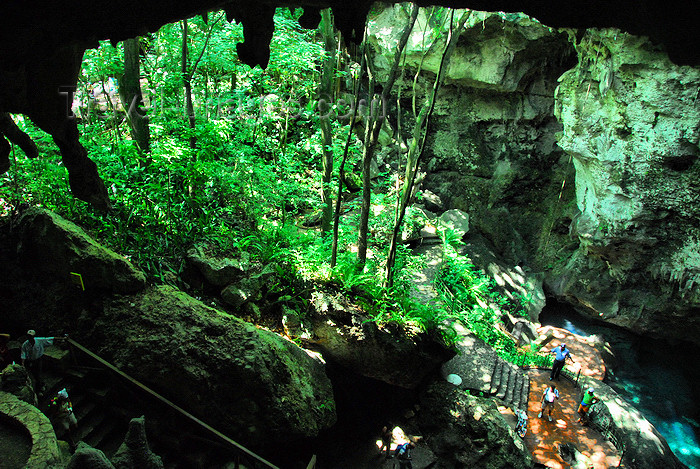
left=410, top=242, right=443, bottom=306
left=524, top=370, right=620, bottom=468
left=537, top=325, right=607, bottom=381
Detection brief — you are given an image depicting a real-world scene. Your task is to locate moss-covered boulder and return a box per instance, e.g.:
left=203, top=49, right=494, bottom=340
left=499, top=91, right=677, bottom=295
left=76, top=285, right=336, bottom=448
left=306, top=288, right=453, bottom=389
left=14, top=207, right=145, bottom=294
left=418, top=381, right=532, bottom=468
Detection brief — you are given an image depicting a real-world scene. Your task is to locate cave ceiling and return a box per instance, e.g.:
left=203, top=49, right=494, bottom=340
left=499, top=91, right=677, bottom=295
left=0, top=0, right=697, bottom=208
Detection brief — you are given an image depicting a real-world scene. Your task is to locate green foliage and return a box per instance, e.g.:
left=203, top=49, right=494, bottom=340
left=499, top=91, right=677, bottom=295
left=0, top=5, right=493, bottom=349
left=434, top=228, right=542, bottom=364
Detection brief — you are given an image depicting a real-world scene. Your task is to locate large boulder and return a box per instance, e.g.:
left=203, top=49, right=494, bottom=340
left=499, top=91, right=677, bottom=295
left=14, top=207, right=146, bottom=294
left=185, top=245, right=248, bottom=287
left=66, top=442, right=116, bottom=469
left=306, top=288, right=453, bottom=388
left=418, top=381, right=532, bottom=469
left=551, top=29, right=700, bottom=344
left=75, top=285, right=336, bottom=448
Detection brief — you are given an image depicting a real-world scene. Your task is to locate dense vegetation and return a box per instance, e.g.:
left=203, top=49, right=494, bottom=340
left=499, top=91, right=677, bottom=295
left=0, top=7, right=538, bottom=363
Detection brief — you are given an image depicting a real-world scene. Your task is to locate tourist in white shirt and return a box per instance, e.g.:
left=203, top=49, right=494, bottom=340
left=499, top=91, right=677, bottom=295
left=20, top=329, right=66, bottom=393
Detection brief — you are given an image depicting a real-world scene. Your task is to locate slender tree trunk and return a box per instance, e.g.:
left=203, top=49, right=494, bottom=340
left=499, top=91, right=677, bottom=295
left=330, top=42, right=365, bottom=268
left=182, top=19, right=196, bottom=149
left=384, top=9, right=471, bottom=288
left=356, top=3, right=419, bottom=269
left=319, top=9, right=337, bottom=233
left=101, top=76, right=122, bottom=145
left=119, top=37, right=150, bottom=155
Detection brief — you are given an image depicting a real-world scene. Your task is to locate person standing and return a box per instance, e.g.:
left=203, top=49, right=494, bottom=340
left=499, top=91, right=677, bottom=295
left=577, top=387, right=600, bottom=424
left=20, top=330, right=65, bottom=393
left=378, top=425, right=393, bottom=459
left=538, top=384, right=559, bottom=421
left=549, top=343, right=573, bottom=381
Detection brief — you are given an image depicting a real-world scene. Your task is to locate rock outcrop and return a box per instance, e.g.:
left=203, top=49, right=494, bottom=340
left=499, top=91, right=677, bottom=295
left=305, top=288, right=453, bottom=388
left=75, top=285, right=336, bottom=448
left=368, top=7, right=573, bottom=319
left=14, top=207, right=146, bottom=294
left=551, top=29, right=700, bottom=343
left=67, top=443, right=116, bottom=469
left=418, top=381, right=532, bottom=469
left=0, top=363, right=38, bottom=407
left=111, top=416, right=164, bottom=469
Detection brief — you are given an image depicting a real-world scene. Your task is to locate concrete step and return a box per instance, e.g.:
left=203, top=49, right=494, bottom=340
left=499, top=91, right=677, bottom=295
left=44, top=346, right=71, bottom=373
left=512, top=371, right=525, bottom=411
left=506, top=370, right=522, bottom=409
left=74, top=400, right=96, bottom=422
left=74, top=406, right=105, bottom=443
left=502, top=366, right=516, bottom=403
left=496, top=364, right=509, bottom=400
left=489, top=361, right=503, bottom=395
left=84, top=418, right=119, bottom=449
left=518, top=375, right=530, bottom=411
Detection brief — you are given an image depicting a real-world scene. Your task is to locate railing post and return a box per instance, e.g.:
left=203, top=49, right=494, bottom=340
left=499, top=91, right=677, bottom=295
left=306, top=454, right=317, bottom=469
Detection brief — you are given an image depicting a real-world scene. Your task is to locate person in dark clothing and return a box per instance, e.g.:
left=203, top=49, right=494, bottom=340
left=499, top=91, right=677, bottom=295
left=379, top=425, right=393, bottom=459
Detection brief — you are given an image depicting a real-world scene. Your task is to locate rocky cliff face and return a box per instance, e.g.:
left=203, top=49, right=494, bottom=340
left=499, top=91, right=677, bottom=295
left=368, top=6, right=576, bottom=309
left=551, top=30, right=700, bottom=343
left=369, top=6, right=700, bottom=344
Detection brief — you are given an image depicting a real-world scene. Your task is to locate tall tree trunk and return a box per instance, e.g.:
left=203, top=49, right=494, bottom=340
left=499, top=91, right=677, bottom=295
left=356, top=3, right=419, bottom=269
left=119, top=37, right=150, bottom=155
left=319, top=9, right=337, bottom=233
left=182, top=19, right=196, bottom=149
left=384, top=9, right=470, bottom=288
left=330, top=41, right=365, bottom=268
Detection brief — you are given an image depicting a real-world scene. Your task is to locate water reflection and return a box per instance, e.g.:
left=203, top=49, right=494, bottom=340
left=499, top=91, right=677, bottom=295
left=540, top=301, right=700, bottom=469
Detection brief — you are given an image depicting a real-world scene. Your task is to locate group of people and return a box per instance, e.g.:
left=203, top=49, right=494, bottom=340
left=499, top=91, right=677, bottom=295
left=541, top=343, right=600, bottom=424
left=1, top=329, right=77, bottom=449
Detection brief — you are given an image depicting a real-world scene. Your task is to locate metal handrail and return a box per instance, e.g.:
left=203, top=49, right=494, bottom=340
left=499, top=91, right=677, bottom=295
left=66, top=338, right=280, bottom=469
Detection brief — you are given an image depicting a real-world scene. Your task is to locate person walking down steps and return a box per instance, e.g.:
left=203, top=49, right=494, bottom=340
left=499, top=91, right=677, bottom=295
left=549, top=343, right=574, bottom=381
left=49, top=388, right=78, bottom=450
left=539, top=384, right=559, bottom=421
left=20, top=330, right=67, bottom=394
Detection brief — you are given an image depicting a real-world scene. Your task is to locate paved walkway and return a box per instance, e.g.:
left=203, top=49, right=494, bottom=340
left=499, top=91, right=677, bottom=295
left=523, top=371, right=620, bottom=468
left=537, top=325, right=607, bottom=381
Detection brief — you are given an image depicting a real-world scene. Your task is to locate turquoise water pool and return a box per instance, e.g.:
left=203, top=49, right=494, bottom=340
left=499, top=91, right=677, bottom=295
left=540, top=302, right=700, bottom=469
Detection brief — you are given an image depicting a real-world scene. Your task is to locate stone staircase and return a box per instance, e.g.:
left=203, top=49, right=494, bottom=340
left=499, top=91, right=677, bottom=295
left=488, top=359, right=529, bottom=412
left=39, top=363, right=129, bottom=458
left=441, top=324, right=530, bottom=412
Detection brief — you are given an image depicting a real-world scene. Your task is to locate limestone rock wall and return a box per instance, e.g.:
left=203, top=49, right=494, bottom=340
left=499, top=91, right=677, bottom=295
left=551, top=29, right=700, bottom=342
left=367, top=6, right=576, bottom=312
left=369, top=5, right=700, bottom=344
